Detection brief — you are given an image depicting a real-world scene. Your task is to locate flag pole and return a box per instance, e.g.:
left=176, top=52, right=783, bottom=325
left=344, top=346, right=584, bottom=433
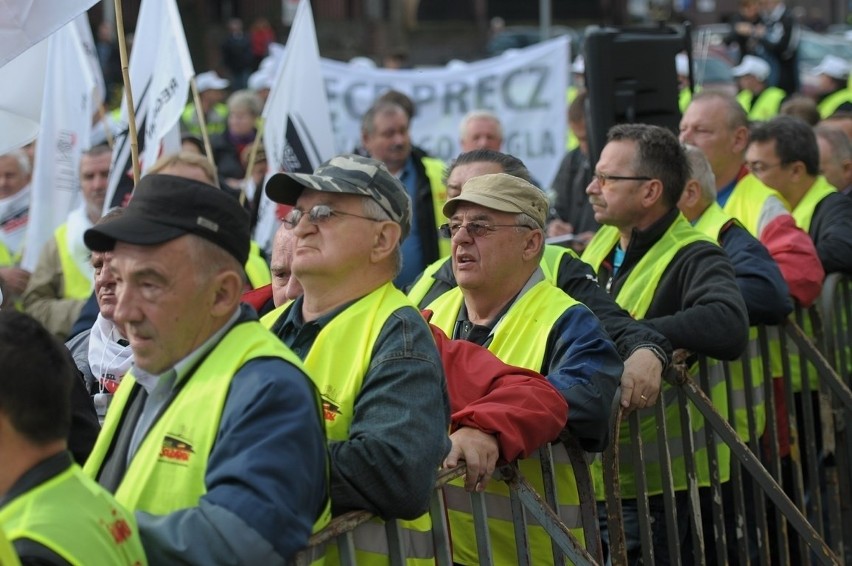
left=190, top=78, right=217, bottom=167
left=114, top=0, right=140, bottom=185
left=240, top=118, right=265, bottom=208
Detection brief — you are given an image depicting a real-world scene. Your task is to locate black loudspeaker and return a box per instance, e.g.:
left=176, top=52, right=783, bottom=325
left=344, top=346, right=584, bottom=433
left=584, top=25, right=688, bottom=167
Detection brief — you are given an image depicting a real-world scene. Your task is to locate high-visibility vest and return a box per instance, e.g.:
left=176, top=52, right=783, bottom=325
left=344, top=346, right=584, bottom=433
left=406, top=256, right=448, bottom=308
left=269, top=282, right=437, bottom=565
left=54, top=224, right=93, bottom=300
left=737, top=86, right=786, bottom=122
left=84, top=321, right=331, bottom=537
left=817, top=88, right=852, bottom=119
left=244, top=240, right=271, bottom=289
left=428, top=281, right=586, bottom=566
left=422, top=157, right=451, bottom=259
left=583, top=215, right=730, bottom=497
left=0, top=240, right=12, bottom=267
left=694, top=203, right=766, bottom=440
left=721, top=173, right=790, bottom=238
left=1, top=463, right=148, bottom=566
left=0, top=525, right=20, bottom=566
left=181, top=102, right=228, bottom=137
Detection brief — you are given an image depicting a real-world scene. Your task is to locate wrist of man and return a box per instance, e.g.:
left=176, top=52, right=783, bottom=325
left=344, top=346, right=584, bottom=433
left=628, top=344, right=669, bottom=371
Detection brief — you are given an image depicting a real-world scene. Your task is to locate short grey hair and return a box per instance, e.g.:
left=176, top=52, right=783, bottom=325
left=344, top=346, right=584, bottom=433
left=684, top=144, right=717, bottom=204
left=0, top=149, right=31, bottom=176
left=515, top=212, right=545, bottom=260
left=815, top=125, right=852, bottom=163
left=227, top=89, right=262, bottom=117
left=459, top=110, right=503, bottom=139
left=362, top=197, right=403, bottom=276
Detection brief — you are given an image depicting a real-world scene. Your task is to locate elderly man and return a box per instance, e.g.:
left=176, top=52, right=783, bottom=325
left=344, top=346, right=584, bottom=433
left=0, top=149, right=32, bottom=304
left=261, top=154, right=451, bottom=562
left=458, top=109, right=503, bottom=152
left=426, top=171, right=623, bottom=565
left=360, top=100, right=447, bottom=287
left=679, top=91, right=824, bottom=307
left=582, top=124, right=748, bottom=563
left=23, top=145, right=111, bottom=339
left=410, top=148, right=670, bottom=415
left=82, top=174, right=328, bottom=564
left=0, top=310, right=147, bottom=565
left=814, top=125, right=852, bottom=196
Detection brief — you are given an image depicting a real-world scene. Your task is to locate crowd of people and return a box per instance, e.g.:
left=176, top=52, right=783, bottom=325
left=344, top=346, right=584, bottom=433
left=1, top=4, right=852, bottom=564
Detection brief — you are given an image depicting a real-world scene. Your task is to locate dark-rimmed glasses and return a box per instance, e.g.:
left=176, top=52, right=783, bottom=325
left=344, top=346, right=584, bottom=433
left=592, top=172, right=653, bottom=188
left=282, top=204, right=381, bottom=230
left=439, top=222, right=532, bottom=239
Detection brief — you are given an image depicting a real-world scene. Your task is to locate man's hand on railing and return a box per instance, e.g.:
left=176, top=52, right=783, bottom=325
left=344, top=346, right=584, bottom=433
left=444, top=427, right=500, bottom=492
left=620, top=348, right=663, bottom=414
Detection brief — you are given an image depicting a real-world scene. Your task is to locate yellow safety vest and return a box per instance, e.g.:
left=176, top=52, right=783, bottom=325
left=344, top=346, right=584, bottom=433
left=0, top=240, right=12, bottom=267
left=422, top=157, right=451, bottom=259
left=785, top=176, right=837, bottom=392
left=268, top=282, right=437, bottom=565
left=722, top=173, right=789, bottom=238
left=54, top=224, right=93, bottom=300
left=566, top=85, right=579, bottom=151
left=0, top=525, right=21, bottom=566
left=694, top=203, right=766, bottom=441
left=817, top=88, right=852, bottom=119
left=736, top=86, right=786, bottom=122
left=406, top=256, right=448, bottom=308
left=244, top=240, right=271, bottom=289
left=428, top=281, right=585, bottom=566
left=181, top=102, right=228, bottom=137
left=583, top=215, right=730, bottom=497
left=84, top=321, right=331, bottom=534
left=1, top=463, right=148, bottom=566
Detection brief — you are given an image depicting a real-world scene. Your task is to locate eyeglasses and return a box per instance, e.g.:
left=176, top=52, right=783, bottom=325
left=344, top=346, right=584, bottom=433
left=439, top=222, right=532, bottom=238
left=745, top=161, right=785, bottom=174
left=282, top=204, right=381, bottom=230
left=592, top=172, right=653, bottom=187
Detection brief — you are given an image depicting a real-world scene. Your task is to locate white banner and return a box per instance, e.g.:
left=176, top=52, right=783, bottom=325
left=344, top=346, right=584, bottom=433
left=104, top=0, right=193, bottom=211
left=320, top=36, right=569, bottom=187
left=22, top=22, right=95, bottom=271
left=0, top=39, right=48, bottom=154
left=0, top=0, right=98, bottom=68
left=73, top=14, right=106, bottom=111
left=257, top=0, right=335, bottom=252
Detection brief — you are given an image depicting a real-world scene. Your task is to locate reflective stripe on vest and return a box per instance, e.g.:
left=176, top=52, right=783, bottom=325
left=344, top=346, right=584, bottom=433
left=423, top=157, right=451, bottom=258
left=584, top=215, right=730, bottom=497
left=428, top=281, right=586, bottom=566
left=1, top=464, right=148, bottom=566
left=694, top=204, right=767, bottom=440
left=244, top=240, right=271, bottom=289
left=275, top=283, right=435, bottom=565
left=0, top=525, right=21, bottom=566
left=83, top=320, right=331, bottom=540
left=55, top=224, right=93, bottom=299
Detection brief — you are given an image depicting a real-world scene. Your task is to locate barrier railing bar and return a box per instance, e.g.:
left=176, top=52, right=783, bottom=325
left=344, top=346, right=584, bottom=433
left=470, top=490, right=494, bottom=566
left=629, top=411, right=655, bottom=566
left=698, top=355, right=727, bottom=565
left=428, top=482, right=454, bottom=566
left=537, top=443, right=566, bottom=566
left=675, top=384, right=703, bottom=565
left=562, top=434, right=604, bottom=563
left=508, top=482, right=531, bottom=566
left=602, top=393, right=627, bottom=565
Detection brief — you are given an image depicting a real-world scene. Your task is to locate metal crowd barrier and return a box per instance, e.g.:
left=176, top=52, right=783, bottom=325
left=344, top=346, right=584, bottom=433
left=291, top=274, right=852, bottom=565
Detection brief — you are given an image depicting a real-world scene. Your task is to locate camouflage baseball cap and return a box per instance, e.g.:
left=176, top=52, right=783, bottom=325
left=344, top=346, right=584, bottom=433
left=265, top=154, right=412, bottom=239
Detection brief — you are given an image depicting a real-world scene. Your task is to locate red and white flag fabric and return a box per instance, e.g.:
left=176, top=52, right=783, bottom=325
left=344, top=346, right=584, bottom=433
left=103, top=0, right=194, bottom=212
left=255, top=0, right=335, bottom=252
left=21, top=21, right=96, bottom=271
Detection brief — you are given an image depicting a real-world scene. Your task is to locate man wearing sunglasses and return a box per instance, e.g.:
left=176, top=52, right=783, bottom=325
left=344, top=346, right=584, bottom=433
left=263, top=154, right=451, bottom=564
left=425, top=171, right=623, bottom=565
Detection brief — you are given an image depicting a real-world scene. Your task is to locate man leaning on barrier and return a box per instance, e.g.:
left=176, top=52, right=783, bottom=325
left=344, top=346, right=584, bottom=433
left=425, top=172, right=623, bottom=565
left=81, top=175, right=329, bottom=564
left=582, top=124, right=749, bottom=563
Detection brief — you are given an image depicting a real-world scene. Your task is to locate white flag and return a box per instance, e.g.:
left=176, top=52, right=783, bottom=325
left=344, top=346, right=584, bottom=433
left=73, top=14, right=107, bottom=110
left=0, top=39, right=48, bottom=154
left=0, top=0, right=98, bottom=68
left=21, top=22, right=95, bottom=271
left=104, top=0, right=194, bottom=212
left=256, top=0, right=335, bottom=252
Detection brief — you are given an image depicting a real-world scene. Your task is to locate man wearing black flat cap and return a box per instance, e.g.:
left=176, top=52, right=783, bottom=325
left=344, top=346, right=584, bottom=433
left=81, top=174, right=329, bottom=565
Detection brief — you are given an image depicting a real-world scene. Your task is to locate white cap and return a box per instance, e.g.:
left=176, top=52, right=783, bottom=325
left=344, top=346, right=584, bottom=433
left=248, top=69, right=273, bottom=91
left=675, top=53, right=690, bottom=77
left=446, top=59, right=468, bottom=70
left=195, top=70, right=229, bottom=92
left=812, top=55, right=851, bottom=81
left=349, top=56, right=376, bottom=68
left=732, top=55, right=771, bottom=81
left=571, top=55, right=585, bottom=74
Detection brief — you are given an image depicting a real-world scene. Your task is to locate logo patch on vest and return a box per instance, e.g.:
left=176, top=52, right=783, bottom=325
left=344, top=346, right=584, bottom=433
left=159, top=434, right=194, bottom=465
left=321, top=397, right=341, bottom=422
